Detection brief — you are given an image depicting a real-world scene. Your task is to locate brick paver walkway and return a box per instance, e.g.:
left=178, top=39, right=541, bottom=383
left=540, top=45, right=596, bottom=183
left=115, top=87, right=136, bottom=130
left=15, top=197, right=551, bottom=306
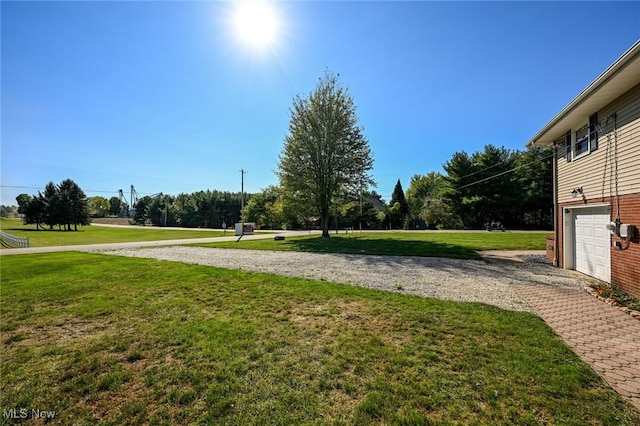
left=514, top=284, right=640, bottom=411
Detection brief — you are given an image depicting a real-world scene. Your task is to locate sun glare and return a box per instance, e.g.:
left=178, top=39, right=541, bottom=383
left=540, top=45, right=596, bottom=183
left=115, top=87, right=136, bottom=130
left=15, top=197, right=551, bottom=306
left=233, top=1, right=279, bottom=49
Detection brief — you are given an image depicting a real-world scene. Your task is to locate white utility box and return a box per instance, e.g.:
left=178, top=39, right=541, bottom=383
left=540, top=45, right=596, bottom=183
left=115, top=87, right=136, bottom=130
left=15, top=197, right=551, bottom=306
left=235, top=222, right=255, bottom=236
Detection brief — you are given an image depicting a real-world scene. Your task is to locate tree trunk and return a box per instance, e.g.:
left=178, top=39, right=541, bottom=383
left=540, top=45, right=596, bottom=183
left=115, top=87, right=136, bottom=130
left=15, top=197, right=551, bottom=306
left=320, top=213, right=330, bottom=238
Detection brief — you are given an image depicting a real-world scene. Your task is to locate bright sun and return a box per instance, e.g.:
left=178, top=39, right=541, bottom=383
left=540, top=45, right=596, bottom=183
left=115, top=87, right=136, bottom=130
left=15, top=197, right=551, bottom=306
left=233, top=1, right=279, bottom=49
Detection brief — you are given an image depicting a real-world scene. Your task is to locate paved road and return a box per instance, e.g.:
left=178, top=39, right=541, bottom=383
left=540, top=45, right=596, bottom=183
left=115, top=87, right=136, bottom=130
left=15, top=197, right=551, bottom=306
left=0, top=230, right=312, bottom=256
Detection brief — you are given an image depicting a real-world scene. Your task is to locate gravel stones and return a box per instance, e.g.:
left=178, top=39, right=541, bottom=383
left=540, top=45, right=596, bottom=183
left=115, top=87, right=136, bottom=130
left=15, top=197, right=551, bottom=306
left=102, top=247, right=586, bottom=312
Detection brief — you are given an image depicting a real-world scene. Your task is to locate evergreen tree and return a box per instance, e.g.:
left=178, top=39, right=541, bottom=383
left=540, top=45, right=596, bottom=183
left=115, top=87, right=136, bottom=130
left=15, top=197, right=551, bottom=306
left=42, top=182, right=63, bottom=230
left=516, top=146, right=553, bottom=229
left=59, top=179, right=90, bottom=230
left=388, top=179, right=409, bottom=229
left=15, top=194, right=32, bottom=217
left=108, top=196, right=122, bottom=216
left=18, top=179, right=90, bottom=231
left=443, top=144, right=551, bottom=229
left=133, top=196, right=151, bottom=225
left=17, top=194, right=45, bottom=229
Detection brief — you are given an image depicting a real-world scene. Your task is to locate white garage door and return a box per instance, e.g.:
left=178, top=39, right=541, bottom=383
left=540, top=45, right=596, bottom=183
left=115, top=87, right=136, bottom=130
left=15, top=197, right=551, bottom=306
left=574, top=208, right=610, bottom=283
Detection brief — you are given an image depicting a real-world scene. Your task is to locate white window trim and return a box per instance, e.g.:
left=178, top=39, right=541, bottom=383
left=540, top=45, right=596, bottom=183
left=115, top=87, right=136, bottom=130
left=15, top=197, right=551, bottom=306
left=572, top=124, right=591, bottom=160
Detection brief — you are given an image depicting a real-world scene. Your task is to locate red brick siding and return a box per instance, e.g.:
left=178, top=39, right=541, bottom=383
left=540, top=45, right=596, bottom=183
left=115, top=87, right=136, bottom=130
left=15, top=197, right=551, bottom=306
left=611, top=193, right=640, bottom=298
left=545, top=236, right=555, bottom=262
left=556, top=204, right=564, bottom=268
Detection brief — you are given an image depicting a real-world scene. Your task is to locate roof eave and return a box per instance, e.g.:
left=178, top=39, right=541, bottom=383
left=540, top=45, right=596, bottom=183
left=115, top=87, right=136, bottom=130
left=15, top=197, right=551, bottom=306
left=526, top=40, right=640, bottom=148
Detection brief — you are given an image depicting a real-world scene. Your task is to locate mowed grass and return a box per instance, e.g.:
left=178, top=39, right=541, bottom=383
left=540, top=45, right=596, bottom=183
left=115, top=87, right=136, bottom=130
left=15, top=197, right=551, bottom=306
left=195, top=231, right=549, bottom=259
left=2, top=253, right=638, bottom=425
left=0, top=218, right=225, bottom=247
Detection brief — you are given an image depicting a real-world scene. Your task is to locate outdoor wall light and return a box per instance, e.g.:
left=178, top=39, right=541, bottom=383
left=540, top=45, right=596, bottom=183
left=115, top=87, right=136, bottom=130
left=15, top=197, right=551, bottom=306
left=571, top=187, right=583, bottom=198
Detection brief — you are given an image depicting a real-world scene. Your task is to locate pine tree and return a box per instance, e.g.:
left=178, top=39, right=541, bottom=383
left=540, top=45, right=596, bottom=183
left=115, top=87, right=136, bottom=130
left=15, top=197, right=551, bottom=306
left=389, top=179, right=409, bottom=229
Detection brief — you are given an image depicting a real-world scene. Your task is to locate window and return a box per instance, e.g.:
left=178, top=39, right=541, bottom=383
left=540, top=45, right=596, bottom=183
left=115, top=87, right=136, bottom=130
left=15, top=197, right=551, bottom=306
left=574, top=125, right=590, bottom=158
left=565, top=113, right=598, bottom=163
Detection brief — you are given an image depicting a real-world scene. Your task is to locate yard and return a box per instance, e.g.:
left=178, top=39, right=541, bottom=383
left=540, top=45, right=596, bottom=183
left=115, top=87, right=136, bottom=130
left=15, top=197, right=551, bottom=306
left=194, top=231, right=550, bottom=259
left=2, top=252, right=638, bottom=425
left=0, top=218, right=225, bottom=248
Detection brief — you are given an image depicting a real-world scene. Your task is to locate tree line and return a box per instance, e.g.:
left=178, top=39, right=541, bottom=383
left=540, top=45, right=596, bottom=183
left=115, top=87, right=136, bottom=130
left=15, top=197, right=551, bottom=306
left=244, top=143, right=552, bottom=231
left=0, top=205, right=19, bottom=218
left=132, top=191, right=246, bottom=228
left=13, top=144, right=551, bottom=232
left=85, top=190, right=247, bottom=229
left=16, top=179, right=90, bottom=231
left=270, top=70, right=552, bottom=232
left=401, top=144, right=553, bottom=230
left=13, top=72, right=552, bottom=233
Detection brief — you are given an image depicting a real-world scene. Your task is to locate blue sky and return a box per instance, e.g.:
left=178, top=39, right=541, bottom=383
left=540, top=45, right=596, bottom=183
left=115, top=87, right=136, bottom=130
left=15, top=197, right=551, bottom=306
left=2, top=1, right=639, bottom=206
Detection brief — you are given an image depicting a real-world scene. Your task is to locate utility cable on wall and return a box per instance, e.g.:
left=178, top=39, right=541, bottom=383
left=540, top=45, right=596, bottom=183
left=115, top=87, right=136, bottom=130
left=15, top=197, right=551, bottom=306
left=612, top=114, right=620, bottom=221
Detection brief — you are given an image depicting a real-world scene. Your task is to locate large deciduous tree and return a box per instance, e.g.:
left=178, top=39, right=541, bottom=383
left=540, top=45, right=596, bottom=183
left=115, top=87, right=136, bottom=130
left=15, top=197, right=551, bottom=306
left=244, top=185, right=287, bottom=230
left=88, top=196, right=110, bottom=218
left=278, top=71, right=374, bottom=238
left=406, top=172, right=461, bottom=229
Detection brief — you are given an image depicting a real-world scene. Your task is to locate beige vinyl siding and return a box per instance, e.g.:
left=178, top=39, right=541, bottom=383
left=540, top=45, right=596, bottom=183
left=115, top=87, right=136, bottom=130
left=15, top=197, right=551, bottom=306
left=557, top=83, right=640, bottom=203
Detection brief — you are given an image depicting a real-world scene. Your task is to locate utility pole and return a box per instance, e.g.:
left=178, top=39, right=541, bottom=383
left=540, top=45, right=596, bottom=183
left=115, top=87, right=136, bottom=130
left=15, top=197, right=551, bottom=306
left=163, top=195, right=168, bottom=227
left=359, top=179, right=363, bottom=233
left=240, top=169, right=247, bottom=223
left=359, top=190, right=363, bottom=232
left=237, top=169, right=247, bottom=242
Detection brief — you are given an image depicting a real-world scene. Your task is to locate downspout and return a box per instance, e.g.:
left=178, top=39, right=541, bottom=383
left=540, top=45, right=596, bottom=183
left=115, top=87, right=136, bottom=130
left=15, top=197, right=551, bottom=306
left=552, top=143, right=559, bottom=266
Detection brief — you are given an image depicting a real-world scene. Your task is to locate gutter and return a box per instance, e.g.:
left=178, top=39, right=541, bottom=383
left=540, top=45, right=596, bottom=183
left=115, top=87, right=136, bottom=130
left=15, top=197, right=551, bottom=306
left=552, top=144, right=558, bottom=266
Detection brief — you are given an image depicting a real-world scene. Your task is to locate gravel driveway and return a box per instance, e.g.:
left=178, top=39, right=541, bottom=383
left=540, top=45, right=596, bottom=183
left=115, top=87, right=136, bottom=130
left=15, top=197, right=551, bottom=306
left=102, top=247, right=590, bottom=312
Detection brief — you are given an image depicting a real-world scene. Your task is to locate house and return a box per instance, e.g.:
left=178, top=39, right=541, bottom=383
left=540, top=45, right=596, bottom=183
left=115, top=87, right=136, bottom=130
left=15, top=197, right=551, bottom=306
left=526, top=40, right=640, bottom=298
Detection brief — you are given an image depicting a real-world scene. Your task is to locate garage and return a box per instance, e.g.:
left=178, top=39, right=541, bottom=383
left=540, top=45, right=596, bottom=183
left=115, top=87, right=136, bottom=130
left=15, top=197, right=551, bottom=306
left=573, top=207, right=611, bottom=283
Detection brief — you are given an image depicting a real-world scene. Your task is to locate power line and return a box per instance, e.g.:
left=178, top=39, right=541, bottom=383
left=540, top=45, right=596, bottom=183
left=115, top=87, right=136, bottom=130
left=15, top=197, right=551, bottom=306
left=240, top=169, right=247, bottom=223
left=455, top=152, right=555, bottom=190
left=457, top=159, right=509, bottom=181
left=0, top=185, right=176, bottom=198
left=376, top=149, right=556, bottom=198
left=378, top=148, right=556, bottom=198
left=4, top=144, right=560, bottom=202
left=1, top=185, right=44, bottom=191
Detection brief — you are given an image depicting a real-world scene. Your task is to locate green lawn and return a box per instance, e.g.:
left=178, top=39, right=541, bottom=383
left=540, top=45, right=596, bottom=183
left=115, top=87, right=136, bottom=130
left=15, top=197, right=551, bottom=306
left=0, top=218, right=225, bottom=247
left=195, top=231, right=549, bottom=259
left=1, top=253, right=637, bottom=425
